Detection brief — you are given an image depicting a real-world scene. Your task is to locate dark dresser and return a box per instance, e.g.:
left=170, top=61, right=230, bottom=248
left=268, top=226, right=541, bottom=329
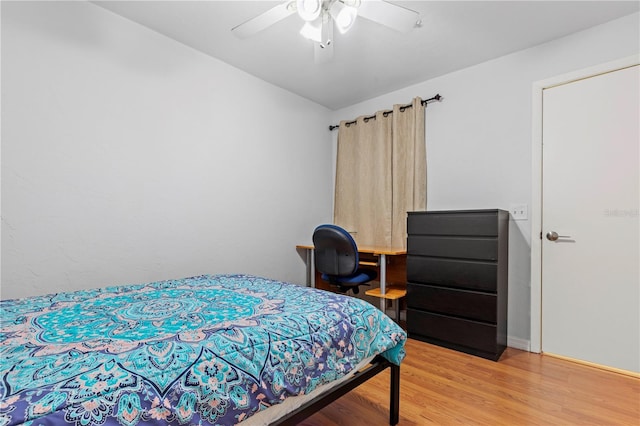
left=406, top=209, right=509, bottom=361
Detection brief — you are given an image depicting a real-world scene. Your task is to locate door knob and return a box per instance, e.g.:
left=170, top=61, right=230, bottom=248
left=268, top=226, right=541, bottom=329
left=546, top=231, right=571, bottom=241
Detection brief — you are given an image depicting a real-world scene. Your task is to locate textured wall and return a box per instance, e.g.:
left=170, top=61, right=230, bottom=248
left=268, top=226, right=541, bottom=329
left=1, top=1, right=333, bottom=299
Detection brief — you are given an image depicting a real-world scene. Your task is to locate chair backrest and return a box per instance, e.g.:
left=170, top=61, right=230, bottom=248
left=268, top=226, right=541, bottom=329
left=312, top=224, right=359, bottom=277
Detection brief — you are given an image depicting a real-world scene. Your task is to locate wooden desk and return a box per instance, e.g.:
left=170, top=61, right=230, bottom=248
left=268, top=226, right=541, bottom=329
left=296, top=244, right=406, bottom=312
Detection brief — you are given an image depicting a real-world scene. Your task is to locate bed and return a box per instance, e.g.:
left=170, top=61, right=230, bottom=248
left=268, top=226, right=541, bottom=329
left=0, top=274, right=406, bottom=425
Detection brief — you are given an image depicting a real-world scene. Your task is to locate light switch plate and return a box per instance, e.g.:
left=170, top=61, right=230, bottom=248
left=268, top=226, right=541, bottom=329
left=510, top=204, right=528, bottom=220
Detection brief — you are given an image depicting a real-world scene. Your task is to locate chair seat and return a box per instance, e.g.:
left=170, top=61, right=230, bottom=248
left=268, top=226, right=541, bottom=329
left=322, top=268, right=377, bottom=285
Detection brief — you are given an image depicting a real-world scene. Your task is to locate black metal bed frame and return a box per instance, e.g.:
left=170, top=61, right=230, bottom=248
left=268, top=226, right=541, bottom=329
left=271, top=355, right=400, bottom=425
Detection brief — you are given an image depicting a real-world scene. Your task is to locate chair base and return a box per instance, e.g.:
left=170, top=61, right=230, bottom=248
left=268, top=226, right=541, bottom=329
left=331, top=282, right=371, bottom=294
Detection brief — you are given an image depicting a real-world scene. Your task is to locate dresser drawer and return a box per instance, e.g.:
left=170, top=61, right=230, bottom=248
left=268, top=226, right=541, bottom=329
left=406, top=256, right=497, bottom=291
left=407, top=235, right=498, bottom=261
left=407, top=309, right=498, bottom=354
left=407, top=284, right=497, bottom=323
left=408, top=211, right=499, bottom=236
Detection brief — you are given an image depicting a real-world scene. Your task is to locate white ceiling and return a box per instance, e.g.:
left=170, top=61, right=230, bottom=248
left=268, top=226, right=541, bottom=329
left=93, top=1, right=639, bottom=110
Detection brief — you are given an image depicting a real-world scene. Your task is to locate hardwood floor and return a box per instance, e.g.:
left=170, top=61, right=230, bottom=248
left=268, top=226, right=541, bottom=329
left=300, top=338, right=640, bottom=425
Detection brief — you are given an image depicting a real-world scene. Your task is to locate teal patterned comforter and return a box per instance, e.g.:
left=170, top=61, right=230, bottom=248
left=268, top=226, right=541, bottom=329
left=0, top=274, right=406, bottom=425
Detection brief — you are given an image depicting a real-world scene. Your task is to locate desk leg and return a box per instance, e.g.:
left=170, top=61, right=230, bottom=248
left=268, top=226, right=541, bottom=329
left=394, top=299, right=400, bottom=323
left=379, top=254, right=386, bottom=312
left=304, top=249, right=310, bottom=286
left=310, top=249, right=315, bottom=288
left=304, top=248, right=315, bottom=288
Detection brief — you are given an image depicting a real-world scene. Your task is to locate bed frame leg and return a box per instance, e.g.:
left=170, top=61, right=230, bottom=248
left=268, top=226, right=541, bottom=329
left=390, top=363, right=400, bottom=425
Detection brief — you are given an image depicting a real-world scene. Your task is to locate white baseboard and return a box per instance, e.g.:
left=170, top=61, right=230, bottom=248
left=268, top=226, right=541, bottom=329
left=507, top=336, right=531, bottom=352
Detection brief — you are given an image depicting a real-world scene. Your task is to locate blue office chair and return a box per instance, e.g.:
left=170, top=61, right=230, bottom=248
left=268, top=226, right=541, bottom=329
left=312, top=224, right=377, bottom=294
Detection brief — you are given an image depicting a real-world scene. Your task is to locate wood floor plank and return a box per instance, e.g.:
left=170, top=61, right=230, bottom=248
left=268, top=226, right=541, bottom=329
left=301, top=338, right=640, bottom=425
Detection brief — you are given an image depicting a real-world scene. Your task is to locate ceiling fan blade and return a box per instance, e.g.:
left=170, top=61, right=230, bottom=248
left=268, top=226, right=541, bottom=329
left=314, top=41, right=334, bottom=64
left=232, top=1, right=296, bottom=39
left=357, top=0, right=421, bottom=33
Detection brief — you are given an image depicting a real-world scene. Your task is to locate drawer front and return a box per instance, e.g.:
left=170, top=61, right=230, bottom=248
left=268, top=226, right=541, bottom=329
left=408, top=236, right=498, bottom=261
left=407, top=283, right=497, bottom=323
left=408, top=211, right=498, bottom=236
left=407, top=309, right=497, bottom=354
left=407, top=256, right=497, bottom=291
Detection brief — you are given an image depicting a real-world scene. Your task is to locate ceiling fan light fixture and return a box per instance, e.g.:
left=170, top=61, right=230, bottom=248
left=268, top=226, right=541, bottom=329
left=296, top=0, right=322, bottom=22
left=329, top=1, right=358, bottom=34
left=232, top=0, right=421, bottom=64
left=300, top=19, right=322, bottom=42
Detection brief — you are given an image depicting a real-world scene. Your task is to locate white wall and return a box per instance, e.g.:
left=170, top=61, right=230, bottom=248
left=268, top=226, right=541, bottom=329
left=3, top=1, right=638, bottom=346
left=331, top=13, right=640, bottom=347
left=1, top=1, right=333, bottom=299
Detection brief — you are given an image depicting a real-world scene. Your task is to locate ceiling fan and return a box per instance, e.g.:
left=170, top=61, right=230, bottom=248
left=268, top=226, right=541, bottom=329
left=231, top=0, right=422, bottom=63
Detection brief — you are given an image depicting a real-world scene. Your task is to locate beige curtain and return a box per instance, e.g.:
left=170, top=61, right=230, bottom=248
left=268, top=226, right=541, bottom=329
left=334, top=97, right=426, bottom=250
left=391, top=97, right=426, bottom=248
left=334, top=111, right=392, bottom=247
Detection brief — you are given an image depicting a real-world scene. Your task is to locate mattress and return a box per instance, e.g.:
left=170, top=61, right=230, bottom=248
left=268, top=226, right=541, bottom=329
left=0, top=274, right=406, bottom=425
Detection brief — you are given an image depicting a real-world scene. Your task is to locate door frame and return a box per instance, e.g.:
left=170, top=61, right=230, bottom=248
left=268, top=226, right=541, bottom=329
left=529, top=54, right=639, bottom=354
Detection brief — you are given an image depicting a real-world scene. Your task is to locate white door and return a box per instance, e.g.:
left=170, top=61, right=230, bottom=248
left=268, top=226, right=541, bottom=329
left=542, top=65, right=639, bottom=373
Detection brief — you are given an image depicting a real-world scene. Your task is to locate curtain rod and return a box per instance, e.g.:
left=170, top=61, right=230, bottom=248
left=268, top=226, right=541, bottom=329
left=328, top=94, right=442, bottom=131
